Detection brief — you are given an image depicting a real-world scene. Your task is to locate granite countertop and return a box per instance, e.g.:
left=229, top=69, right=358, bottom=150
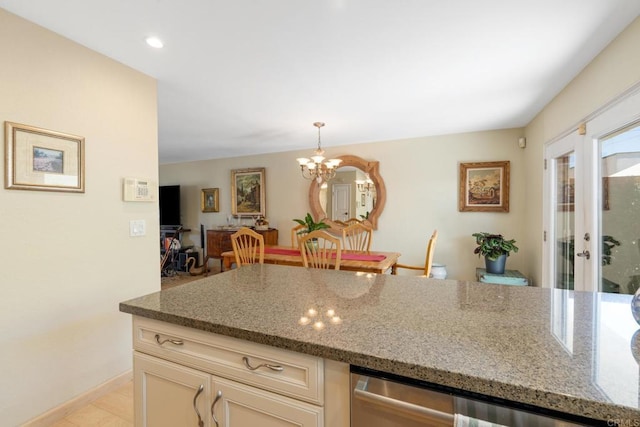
left=120, top=264, right=640, bottom=423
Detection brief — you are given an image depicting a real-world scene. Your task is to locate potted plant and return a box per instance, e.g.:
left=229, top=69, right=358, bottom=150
left=293, top=213, right=330, bottom=250
left=472, top=232, right=519, bottom=274
left=293, top=213, right=330, bottom=233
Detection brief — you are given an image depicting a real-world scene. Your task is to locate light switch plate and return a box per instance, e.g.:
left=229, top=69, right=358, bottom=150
left=130, top=219, right=146, bottom=237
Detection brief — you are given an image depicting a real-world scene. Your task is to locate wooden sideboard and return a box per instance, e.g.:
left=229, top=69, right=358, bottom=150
left=205, top=228, right=278, bottom=273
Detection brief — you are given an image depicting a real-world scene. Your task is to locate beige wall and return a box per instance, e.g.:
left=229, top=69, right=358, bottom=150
left=0, top=10, right=159, bottom=425
left=524, top=16, right=640, bottom=285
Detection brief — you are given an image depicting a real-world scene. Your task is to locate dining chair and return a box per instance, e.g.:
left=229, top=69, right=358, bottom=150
left=345, top=218, right=361, bottom=225
left=342, top=222, right=372, bottom=251
left=291, top=224, right=308, bottom=248
left=393, top=230, right=438, bottom=277
left=231, top=227, right=264, bottom=267
left=299, top=230, right=342, bottom=270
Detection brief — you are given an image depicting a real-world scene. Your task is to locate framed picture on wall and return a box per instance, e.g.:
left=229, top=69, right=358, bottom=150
left=231, top=167, right=265, bottom=216
left=4, top=121, right=85, bottom=192
left=201, top=188, right=219, bottom=212
left=458, top=161, right=510, bottom=212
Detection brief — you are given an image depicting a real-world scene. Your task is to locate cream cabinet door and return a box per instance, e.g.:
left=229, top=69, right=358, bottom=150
left=213, top=376, right=323, bottom=427
left=134, top=352, right=212, bottom=427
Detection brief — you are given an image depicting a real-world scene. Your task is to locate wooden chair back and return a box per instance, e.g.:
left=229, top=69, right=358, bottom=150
left=298, top=230, right=342, bottom=270
left=342, top=222, right=372, bottom=251
left=393, top=230, right=438, bottom=277
left=344, top=218, right=361, bottom=225
left=291, top=224, right=308, bottom=248
left=231, top=227, right=264, bottom=267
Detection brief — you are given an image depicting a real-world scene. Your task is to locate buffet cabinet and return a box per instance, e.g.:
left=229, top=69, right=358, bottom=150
left=206, top=228, right=278, bottom=270
left=132, top=316, right=332, bottom=427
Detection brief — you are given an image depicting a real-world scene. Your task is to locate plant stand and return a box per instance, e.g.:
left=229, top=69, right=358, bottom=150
left=476, top=268, right=528, bottom=286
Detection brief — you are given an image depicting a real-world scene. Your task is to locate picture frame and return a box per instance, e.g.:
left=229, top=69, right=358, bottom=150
left=201, top=187, right=219, bottom=212
left=5, top=121, right=85, bottom=192
left=231, top=167, right=265, bottom=217
left=459, top=161, right=510, bottom=212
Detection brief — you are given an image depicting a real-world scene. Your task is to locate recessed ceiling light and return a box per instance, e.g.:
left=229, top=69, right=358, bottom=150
left=145, top=36, right=164, bottom=49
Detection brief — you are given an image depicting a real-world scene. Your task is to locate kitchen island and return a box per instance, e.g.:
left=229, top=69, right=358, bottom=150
left=120, top=264, right=640, bottom=425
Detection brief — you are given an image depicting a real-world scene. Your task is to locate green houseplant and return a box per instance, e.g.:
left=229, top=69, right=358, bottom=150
left=293, top=213, right=330, bottom=233
left=472, top=232, right=519, bottom=274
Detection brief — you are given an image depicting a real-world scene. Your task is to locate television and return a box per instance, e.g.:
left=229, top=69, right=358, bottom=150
left=159, top=185, right=181, bottom=227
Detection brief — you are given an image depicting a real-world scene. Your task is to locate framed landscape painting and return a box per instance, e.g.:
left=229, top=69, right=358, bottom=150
left=231, top=168, right=265, bottom=217
left=5, top=121, right=85, bottom=192
left=459, top=161, right=510, bottom=212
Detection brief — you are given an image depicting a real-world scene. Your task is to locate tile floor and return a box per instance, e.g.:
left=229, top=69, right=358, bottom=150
left=51, top=381, right=134, bottom=426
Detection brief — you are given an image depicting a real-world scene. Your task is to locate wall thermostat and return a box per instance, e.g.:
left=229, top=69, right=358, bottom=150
left=123, top=177, right=156, bottom=202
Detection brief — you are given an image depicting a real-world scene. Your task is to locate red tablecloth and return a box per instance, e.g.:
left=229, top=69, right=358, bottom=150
left=264, top=247, right=386, bottom=261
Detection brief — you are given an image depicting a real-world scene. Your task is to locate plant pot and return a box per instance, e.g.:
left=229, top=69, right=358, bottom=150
left=430, top=264, right=447, bottom=279
left=305, top=239, right=318, bottom=251
left=485, top=254, right=507, bottom=274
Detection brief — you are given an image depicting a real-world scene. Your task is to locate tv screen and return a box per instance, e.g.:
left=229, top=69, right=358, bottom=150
left=159, top=185, right=181, bottom=227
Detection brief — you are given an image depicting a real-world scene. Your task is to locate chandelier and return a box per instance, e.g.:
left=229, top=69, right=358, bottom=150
left=355, top=173, right=374, bottom=194
left=296, top=122, right=342, bottom=183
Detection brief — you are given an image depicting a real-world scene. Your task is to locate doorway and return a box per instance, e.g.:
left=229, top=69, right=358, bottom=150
left=544, top=88, right=640, bottom=293
left=332, top=184, right=351, bottom=221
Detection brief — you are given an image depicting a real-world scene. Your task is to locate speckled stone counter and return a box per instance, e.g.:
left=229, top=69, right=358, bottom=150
left=120, top=264, right=640, bottom=423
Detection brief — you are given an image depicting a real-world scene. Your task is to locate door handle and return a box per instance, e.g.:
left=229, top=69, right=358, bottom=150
left=577, top=250, right=590, bottom=260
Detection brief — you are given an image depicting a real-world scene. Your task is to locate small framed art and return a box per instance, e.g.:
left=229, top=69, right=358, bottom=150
left=5, top=121, right=85, bottom=192
left=201, top=188, right=219, bottom=212
left=459, top=161, right=510, bottom=212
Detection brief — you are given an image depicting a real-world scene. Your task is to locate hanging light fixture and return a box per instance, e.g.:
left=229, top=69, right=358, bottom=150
left=296, top=122, right=342, bottom=183
left=355, top=173, right=375, bottom=194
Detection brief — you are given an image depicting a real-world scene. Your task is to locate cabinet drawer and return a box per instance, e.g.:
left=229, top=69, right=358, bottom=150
left=133, top=316, right=324, bottom=404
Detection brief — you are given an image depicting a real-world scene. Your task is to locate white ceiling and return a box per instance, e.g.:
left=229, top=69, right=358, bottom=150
left=1, top=1, right=639, bottom=164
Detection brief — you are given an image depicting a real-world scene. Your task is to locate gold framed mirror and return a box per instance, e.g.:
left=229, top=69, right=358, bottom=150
left=308, top=155, right=386, bottom=229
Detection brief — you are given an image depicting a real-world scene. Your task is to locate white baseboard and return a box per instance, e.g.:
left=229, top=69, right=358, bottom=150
left=22, top=370, right=133, bottom=427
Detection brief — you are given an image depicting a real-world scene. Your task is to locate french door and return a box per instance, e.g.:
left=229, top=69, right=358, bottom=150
left=544, top=88, right=640, bottom=293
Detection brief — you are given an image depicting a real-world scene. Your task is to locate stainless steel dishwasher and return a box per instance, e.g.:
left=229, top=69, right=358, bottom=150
left=350, top=366, right=603, bottom=427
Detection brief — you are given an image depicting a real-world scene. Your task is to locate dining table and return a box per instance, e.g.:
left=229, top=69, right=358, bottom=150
left=221, top=245, right=401, bottom=274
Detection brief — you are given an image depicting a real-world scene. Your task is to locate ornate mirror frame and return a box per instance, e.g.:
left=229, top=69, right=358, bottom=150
left=308, top=155, right=386, bottom=230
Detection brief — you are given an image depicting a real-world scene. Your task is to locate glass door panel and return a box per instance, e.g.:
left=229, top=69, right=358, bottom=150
left=555, top=152, right=576, bottom=290
left=545, top=131, right=585, bottom=290
left=599, top=123, right=640, bottom=294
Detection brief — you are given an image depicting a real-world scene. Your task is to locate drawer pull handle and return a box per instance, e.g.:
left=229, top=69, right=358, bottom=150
left=242, top=356, right=284, bottom=372
left=155, top=334, right=184, bottom=346
left=192, top=384, right=204, bottom=427
left=211, top=390, right=222, bottom=427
